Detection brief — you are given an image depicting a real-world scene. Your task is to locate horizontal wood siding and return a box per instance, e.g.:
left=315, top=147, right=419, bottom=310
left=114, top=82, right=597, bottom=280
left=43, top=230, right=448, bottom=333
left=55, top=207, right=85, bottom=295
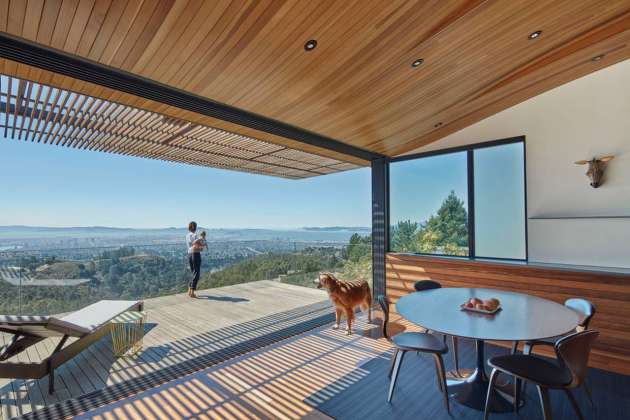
left=386, top=253, right=630, bottom=375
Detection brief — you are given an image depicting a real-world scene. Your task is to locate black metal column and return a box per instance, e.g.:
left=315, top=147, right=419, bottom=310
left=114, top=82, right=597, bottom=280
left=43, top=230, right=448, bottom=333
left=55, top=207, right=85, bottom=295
left=371, top=158, right=389, bottom=298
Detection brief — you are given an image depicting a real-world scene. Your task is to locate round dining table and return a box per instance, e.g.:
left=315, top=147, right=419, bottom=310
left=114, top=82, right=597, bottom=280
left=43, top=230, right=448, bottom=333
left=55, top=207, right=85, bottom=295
left=396, top=287, right=579, bottom=412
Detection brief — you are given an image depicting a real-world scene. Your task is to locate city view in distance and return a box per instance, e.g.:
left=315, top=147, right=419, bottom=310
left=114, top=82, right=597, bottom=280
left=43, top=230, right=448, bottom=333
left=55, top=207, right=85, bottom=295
left=0, top=225, right=371, bottom=251
left=0, top=139, right=373, bottom=316
left=0, top=225, right=372, bottom=316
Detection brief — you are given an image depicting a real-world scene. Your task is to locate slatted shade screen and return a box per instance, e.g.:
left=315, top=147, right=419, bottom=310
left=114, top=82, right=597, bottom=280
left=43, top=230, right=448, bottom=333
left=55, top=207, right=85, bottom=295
left=0, top=75, right=360, bottom=179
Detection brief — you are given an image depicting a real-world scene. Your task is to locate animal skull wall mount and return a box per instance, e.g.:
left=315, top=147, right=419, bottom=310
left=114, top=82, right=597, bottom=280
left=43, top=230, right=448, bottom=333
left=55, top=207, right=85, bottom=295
left=574, top=156, right=614, bottom=188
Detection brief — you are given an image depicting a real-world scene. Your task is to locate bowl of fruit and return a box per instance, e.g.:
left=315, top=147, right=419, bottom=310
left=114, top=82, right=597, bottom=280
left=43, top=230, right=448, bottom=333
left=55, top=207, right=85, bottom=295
left=460, top=297, right=501, bottom=314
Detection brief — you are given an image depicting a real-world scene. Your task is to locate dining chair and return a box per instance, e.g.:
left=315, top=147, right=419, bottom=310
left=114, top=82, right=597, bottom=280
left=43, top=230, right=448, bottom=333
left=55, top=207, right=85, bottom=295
left=511, top=298, right=596, bottom=406
left=413, top=280, right=442, bottom=291
left=377, top=295, right=392, bottom=338
left=484, top=330, right=599, bottom=420
left=414, top=280, right=460, bottom=373
left=377, top=294, right=450, bottom=413
left=387, top=328, right=450, bottom=412
left=512, top=298, right=596, bottom=355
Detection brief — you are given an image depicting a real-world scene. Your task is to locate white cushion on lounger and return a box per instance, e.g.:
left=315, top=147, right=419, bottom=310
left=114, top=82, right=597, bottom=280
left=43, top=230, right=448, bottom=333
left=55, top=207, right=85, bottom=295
left=46, top=318, right=92, bottom=337
left=54, top=300, right=140, bottom=333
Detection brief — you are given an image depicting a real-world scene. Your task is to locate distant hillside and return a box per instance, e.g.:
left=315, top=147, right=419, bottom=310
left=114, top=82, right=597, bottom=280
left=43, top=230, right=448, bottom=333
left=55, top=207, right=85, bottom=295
left=302, top=227, right=370, bottom=232
left=0, top=225, right=370, bottom=242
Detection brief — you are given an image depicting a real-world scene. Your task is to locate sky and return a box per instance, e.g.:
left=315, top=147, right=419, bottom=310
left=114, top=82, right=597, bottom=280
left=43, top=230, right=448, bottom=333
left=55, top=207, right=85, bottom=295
left=0, top=138, right=371, bottom=229
left=389, top=151, right=469, bottom=224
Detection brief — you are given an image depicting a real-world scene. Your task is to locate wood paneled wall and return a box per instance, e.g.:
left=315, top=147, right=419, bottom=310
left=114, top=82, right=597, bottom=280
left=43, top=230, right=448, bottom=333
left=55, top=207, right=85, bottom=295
left=386, top=253, right=630, bottom=375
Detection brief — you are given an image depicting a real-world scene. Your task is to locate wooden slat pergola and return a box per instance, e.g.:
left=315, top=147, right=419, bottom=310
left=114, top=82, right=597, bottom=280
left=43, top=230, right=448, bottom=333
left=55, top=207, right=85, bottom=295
left=0, top=74, right=360, bottom=179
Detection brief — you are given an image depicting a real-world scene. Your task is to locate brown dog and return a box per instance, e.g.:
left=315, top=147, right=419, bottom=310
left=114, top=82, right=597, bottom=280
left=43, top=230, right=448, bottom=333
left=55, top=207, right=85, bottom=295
left=316, top=272, right=372, bottom=335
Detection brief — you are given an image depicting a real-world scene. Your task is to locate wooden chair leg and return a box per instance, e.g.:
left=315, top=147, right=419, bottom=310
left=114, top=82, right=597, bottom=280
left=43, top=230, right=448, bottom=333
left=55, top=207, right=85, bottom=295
left=387, top=350, right=406, bottom=403
left=518, top=342, right=532, bottom=398
left=514, top=378, right=521, bottom=412
left=484, top=368, right=500, bottom=420
left=536, top=385, right=553, bottom=420
left=564, top=389, right=585, bottom=420
left=451, top=336, right=459, bottom=373
left=388, top=349, right=399, bottom=379
left=48, top=367, right=55, bottom=394
left=433, top=354, right=449, bottom=413
left=432, top=356, right=443, bottom=393
left=583, top=381, right=594, bottom=407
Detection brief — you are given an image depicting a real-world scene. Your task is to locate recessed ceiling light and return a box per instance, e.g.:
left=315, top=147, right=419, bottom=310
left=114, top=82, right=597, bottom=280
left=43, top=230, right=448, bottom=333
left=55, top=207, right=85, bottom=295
left=528, top=30, right=542, bottom=40
left=411, top=58, right=424, bottom=68
left=304, top=39, right=317, bottom=51
left=591, top=54, right=605, bottom=62
left=434, top=122, right=443, bottom=128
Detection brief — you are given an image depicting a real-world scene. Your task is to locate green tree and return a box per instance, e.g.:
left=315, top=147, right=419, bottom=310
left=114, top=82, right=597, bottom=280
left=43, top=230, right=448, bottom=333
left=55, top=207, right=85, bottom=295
left=417, top=190, right=468, bottom=255
left=391, top=220, right=418, bottom=252
left=339, top=234, right=372, bottom=285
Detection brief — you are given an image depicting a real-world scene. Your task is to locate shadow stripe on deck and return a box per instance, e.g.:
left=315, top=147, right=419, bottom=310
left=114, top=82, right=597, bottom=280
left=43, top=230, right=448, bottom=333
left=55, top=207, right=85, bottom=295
left=17, top=300, right=334, bottom=420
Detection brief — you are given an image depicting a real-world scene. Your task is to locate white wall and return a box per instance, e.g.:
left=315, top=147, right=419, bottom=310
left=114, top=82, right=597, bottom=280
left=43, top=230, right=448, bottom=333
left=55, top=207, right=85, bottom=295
left=405, top=59, right=630, bottom=268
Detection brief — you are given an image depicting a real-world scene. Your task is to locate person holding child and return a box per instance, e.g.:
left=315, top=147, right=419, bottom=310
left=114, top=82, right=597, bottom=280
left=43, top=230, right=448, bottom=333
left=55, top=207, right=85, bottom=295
left=186, top=221, right=207, bottom=298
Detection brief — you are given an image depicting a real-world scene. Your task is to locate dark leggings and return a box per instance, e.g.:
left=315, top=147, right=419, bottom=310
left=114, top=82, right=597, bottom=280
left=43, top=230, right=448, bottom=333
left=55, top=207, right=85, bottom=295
left=188, top=252, right=201, bottom=290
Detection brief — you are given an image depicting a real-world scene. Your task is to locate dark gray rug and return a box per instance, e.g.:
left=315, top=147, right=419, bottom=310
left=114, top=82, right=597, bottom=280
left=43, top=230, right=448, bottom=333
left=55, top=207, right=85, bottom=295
left=310, top=338, right=630, bottom=419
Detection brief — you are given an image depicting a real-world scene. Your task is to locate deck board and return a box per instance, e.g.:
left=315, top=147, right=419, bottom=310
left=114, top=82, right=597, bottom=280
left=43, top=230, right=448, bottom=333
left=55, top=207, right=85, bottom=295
left=0, top=281, right=327, bottom=418
left=71, top=312, right=630, bottom=420
left=74, top=313, right=389, bottom=420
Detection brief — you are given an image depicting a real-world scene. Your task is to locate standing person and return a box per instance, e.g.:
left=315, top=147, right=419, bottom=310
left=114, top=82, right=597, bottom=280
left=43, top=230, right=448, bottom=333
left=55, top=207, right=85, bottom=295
left=186, top=221, right=202, bottom=298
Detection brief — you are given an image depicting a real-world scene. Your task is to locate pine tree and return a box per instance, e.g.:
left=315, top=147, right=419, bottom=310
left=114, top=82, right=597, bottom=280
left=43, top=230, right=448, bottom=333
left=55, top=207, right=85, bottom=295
left=391, top=220, right=419, bottom=252
left=417, top=191, right=468, bottom=255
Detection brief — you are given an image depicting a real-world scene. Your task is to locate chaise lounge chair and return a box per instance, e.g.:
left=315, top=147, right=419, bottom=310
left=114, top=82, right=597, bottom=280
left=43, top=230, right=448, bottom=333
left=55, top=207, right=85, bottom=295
left=0, top=300, right=143, bottom=393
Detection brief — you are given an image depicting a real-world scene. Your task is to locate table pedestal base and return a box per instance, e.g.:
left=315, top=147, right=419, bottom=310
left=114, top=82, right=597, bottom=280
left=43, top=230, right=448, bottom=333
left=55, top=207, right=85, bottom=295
left=446, top=368, right=474, bottom=380
left=447, top=339, right=524, bottom=412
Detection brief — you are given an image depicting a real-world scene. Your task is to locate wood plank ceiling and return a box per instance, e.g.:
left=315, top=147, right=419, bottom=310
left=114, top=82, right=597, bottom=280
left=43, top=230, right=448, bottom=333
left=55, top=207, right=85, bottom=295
left=1, top=0, right=630, bottom=161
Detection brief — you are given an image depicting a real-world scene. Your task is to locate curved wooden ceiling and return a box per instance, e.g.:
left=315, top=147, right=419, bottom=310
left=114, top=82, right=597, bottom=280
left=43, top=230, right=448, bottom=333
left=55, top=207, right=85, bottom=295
left=1, top=0, right=630, bottom=158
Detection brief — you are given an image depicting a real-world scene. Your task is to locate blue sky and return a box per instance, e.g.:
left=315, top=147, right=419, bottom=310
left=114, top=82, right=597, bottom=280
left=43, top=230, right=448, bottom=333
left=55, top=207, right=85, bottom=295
left=0, top=138, right=371, bottom=229
left=389, top=151, right=468, bottom=224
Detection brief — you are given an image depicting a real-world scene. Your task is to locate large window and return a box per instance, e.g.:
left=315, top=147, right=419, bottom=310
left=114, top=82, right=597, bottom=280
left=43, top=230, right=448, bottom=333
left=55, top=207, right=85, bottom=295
left=390, top=151, right=469, bottom=256
left=389, top=138, right=526, bottom=260
left=473, top=142, right=526, bottom=259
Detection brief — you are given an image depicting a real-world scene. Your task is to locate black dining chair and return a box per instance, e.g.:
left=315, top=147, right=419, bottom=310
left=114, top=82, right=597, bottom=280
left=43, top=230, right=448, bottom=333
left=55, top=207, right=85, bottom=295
left=511, top=298, right=596, bottom=406
left=413, top=280, right=442, bottom=292
left=484, top=330, right=599, bottom=420
left=388, top=331, right=450, bottom=412
left=512, top=298, right=596, bottom=355
left=414, top=280, right=460, bottom=373
left=377, top=294, right=450, bottom=413
left=377, top=295, right=392, bottom=339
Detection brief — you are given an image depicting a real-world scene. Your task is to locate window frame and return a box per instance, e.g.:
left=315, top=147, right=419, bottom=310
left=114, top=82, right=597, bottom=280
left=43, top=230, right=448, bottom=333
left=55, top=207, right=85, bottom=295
left=387, top=136, right=527, bottom=261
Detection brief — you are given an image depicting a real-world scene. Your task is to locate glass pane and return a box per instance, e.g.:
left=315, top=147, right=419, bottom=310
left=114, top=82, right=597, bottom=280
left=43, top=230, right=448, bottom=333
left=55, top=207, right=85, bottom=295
left=389, top=152, right=469, bottom=256
left=474, top=142, right=526, bottom=259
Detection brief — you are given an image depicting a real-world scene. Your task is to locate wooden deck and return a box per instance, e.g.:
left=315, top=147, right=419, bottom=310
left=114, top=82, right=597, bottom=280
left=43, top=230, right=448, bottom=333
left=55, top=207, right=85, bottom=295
left=77, top=313, right=392, bottom=420
left=4, top=291, right=626, bottom=420
left=74, top=314, right=630, bottom=420
left=0, top=281, right=328, bottom=419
